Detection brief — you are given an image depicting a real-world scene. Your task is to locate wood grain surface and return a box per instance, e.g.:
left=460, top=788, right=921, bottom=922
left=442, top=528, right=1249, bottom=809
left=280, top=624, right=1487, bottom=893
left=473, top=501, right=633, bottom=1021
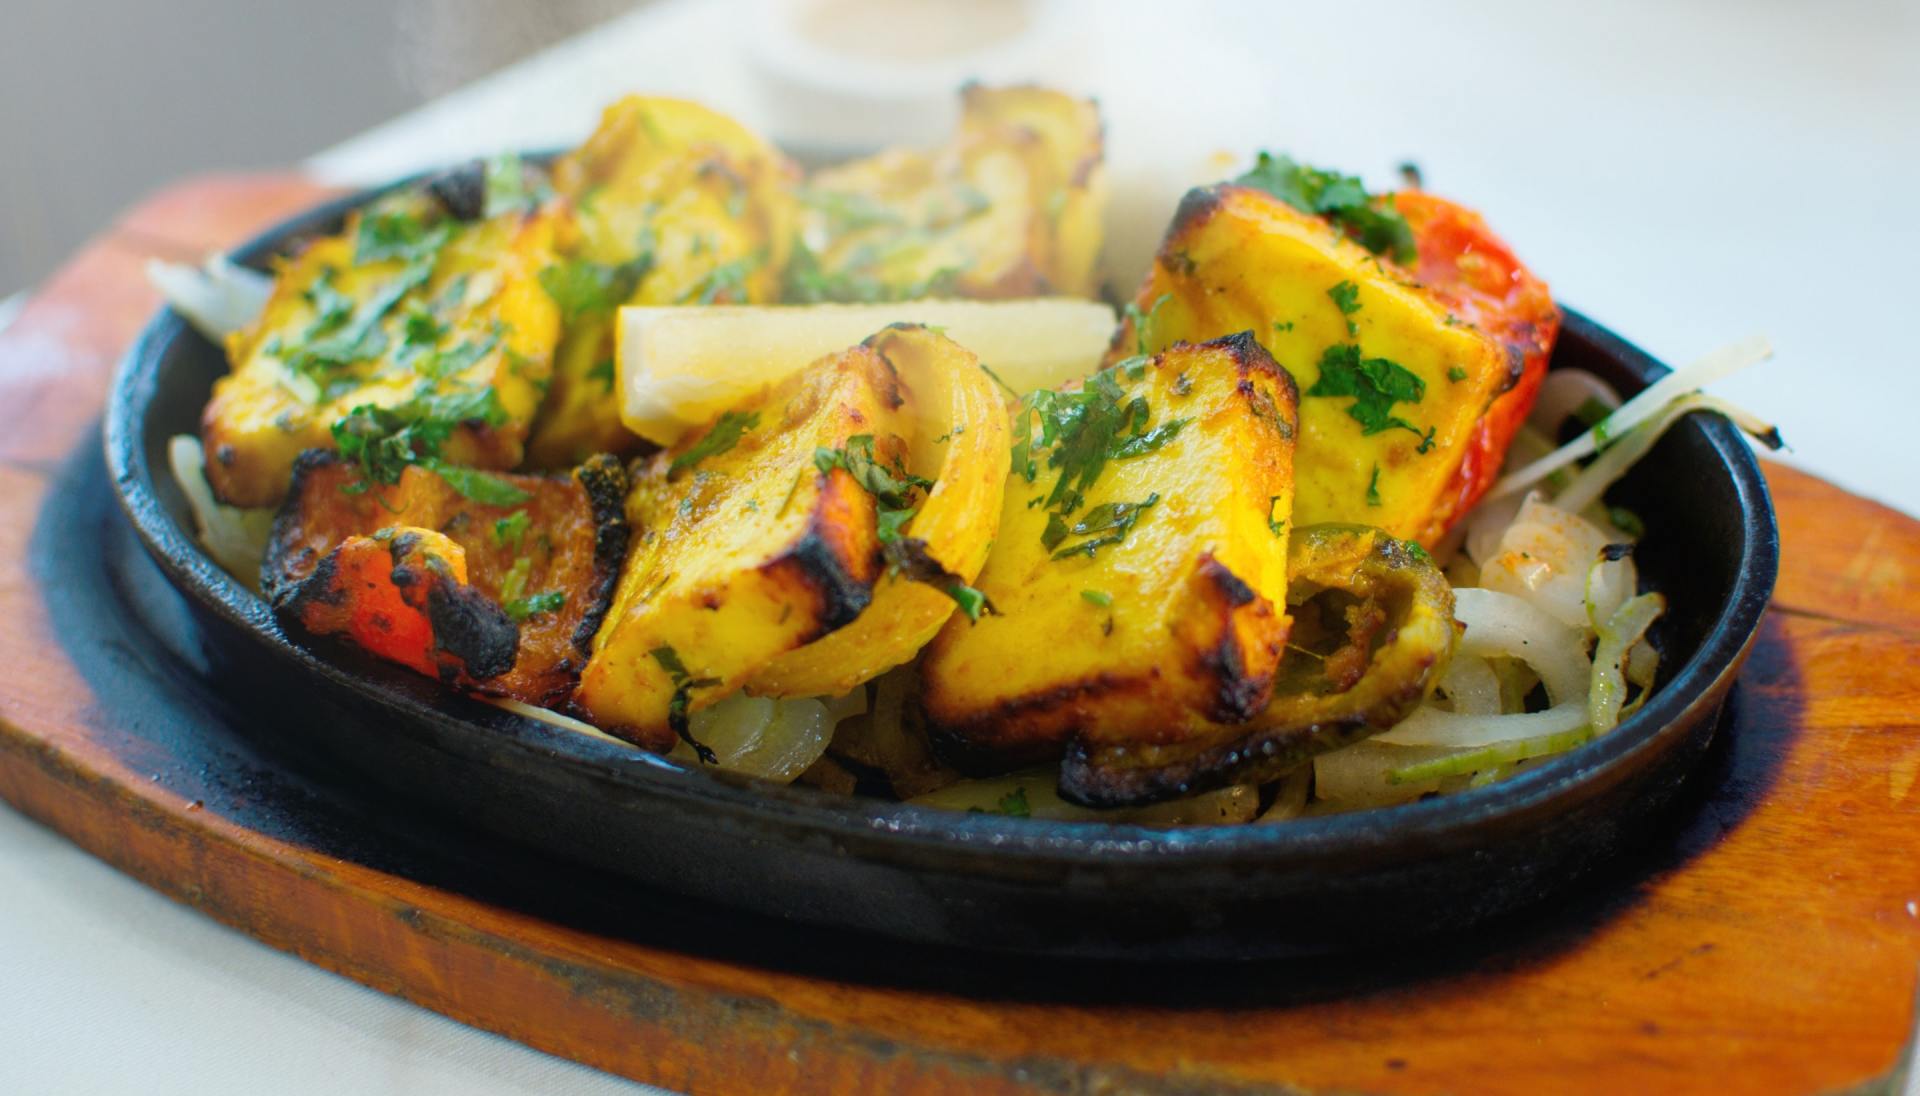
left=0, top=176, right=1915, bottom=1096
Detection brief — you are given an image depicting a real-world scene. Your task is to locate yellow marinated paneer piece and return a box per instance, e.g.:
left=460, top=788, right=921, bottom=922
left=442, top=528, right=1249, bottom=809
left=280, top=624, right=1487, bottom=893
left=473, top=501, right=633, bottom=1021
left=791, top=84, right=1106, bottom=302
left=575, top=342, right=915, bottom=750
left=1106, top=183, right=1510, bottom=544
left=203, top=195, right=562, bottom=507
left=920, top=333, right=1297, bottom=770
left=527, top=97, right=798, bottom=467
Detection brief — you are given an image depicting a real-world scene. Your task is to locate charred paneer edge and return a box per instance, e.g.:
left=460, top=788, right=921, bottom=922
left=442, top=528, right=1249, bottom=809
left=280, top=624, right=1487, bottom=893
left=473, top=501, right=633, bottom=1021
left=264, top=450, right=630, bottom=706
left=920, top=332, right=1298, bottom=771
left=574, top=341, right=914, bottom=750
left=204, top=188, right=562, bottom=507
left=1106, top=182, right=1510, bottom=545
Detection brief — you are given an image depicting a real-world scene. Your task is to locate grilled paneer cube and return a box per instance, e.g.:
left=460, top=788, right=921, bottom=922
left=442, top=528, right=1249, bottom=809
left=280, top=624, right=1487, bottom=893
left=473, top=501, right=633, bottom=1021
left=920, top=333, right=1298, bottom=770
left=576, top=343, right=915, bottom=750
left=527, top=97, right=799, bottom=467
left=204, top=192, right=562, bottom=507
left=791, top=84, right=1106, bottom=302
left=1106, top=182, right=1514, bottom=546
left=264, top=451, right=630, bottom=705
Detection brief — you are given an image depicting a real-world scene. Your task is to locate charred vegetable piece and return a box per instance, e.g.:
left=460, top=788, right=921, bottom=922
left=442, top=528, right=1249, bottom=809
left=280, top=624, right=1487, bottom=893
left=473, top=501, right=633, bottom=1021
left=264, top=451, right=629, bottom=706
left=747, top=325, right=1011, bottom=698
left=1059, top=524, right=1456, bottom=807
left=575, top=341, right=916, bottom=750
left=1393, top=191, right=1560, bottom=533
left=920, top=333, right=1298, bottom=771
left=527, top=97, right=799, bottom=467
left=204, top=189, right=562, bottom=507
left=791, top=84, right=1105, bottom=302
left=270, top=526, right=518, bottom=688
left=1107, top=177, right=1540, bottom=546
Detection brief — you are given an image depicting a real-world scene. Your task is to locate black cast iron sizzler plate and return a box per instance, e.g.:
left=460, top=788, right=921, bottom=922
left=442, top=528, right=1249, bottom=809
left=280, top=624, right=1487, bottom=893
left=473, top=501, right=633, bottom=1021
left=100, top=165, right=1779, bottom=961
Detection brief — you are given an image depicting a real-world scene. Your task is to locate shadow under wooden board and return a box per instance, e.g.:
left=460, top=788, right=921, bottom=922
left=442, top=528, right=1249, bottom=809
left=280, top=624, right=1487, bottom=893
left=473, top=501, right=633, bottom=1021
left=1, top=175, right=1916, bottom=1096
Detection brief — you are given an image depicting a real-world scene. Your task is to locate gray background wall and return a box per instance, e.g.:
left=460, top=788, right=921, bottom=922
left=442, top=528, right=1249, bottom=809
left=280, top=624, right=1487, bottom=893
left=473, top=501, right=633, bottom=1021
left=0, top=0, right=641, bottom=297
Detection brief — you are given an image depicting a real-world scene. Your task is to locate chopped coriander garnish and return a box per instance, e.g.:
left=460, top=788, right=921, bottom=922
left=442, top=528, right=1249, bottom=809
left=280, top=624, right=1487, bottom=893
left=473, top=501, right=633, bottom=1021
left=1274, top=320, right=1295, bottom=333
left=648, top=645, right=720, bottom=764
left=431, top=463, right=530, bottom=506
left=538, top=255, right=653, bottom=321
left=1327, top=280, right=1362, bottom=335
left=996, top=786, right=1032, bottom=818
left=1446, top=366, right=1469, bottom=383
left=331, top=385, right=507, bottom=489
left=414, top=328, right=500, bottom=381
left=670, top=410, right=759, bottom=476
left=1307, top=344, right=1427, bottom=439
left=1366, top=464, right=1383, bottom=507
left=493, top=510, right=530, bottom=550
left=354, top=209, right=452, bottom=266
left=1233, top=152, right=1418, bottom=264
left=586, top=358, right=616, bottom=393
left=1267, top=496, right=1287, bottom=537
left=1108, top=416, right=1190, bottom=458
left=682, top=250, right=764, bottom=305
left=1405, top=541, right=1435, bottom=566
left=1122, top=293, right=1171, bottom=356
left=813, top=434, right=931, bottom=510
left=1046, top=493, right=1160, bottom=560
left=1080, top=589, right=1112, bottom=608
left=503, top=589, right=565, bottom=621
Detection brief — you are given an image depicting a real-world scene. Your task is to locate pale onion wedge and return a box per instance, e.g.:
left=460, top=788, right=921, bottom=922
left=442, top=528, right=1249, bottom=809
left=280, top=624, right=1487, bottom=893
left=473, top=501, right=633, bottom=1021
left=748, top=325, right=1012, bottom=698
left=616, top=298, right=1114, bottom=445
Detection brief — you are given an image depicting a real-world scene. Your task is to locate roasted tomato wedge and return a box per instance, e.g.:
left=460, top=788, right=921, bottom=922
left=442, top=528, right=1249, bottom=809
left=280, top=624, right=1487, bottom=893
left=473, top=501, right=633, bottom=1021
left=264, top=451, right=629, bottom=705
left=1394, top=190, right=1560, bottom=533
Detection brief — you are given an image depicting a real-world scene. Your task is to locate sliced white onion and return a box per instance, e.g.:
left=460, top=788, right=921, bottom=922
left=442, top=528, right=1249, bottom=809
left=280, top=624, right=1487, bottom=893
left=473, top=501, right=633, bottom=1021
left=1529, top=369, right=1621, bottom=438
left=1589, top=593, right=1665, bottom=734
left=167, top=434, right=275, bottom=585
left=1552, top=392, right=1779, bottom=516
left=145, top=256, right=271, bottom=342
left=1437, top=656, right=1501, bottom=716
left=1584, top=547, right=1638, bottom=631
left=1486, top=335, right=1773, bottom=502
left=1377, top=699, right=1590, bottom=748
left=1452, top=588, right=1590, bottom=705
left=1478, top=496, right=1615, bottom=630
left=671, top=694, right=832, bottom=783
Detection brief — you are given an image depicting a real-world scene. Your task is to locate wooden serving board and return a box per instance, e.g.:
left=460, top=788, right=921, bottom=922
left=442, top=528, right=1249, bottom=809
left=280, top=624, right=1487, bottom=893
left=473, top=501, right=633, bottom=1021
left=2, top=176, right=1917, bottom=1096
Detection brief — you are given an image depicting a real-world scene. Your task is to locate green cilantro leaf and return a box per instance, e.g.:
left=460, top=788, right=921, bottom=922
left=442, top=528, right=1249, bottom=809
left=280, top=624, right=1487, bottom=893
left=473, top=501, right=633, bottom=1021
left=996, top=786, right=1032, bottom=818
left=1080, top=588, right=1113, bottom=608
left=427, top=461, right=531, bottom=506
left=538, top=257, right=652, bottom=322
left=1327, top=280, right=1362, bottom=335
left=1308, top=344, right=1427, bottom=438
left=1366, top=464, right=1383, bottom=507
left=355, top=209, right=453, bottom=266
left=670, top=410, right=759, bottom=476
left=1234, top=152, right=1418, bottom=264
left=503, top=589, right=565, bottom=622
left=493, top=510, right=531, bottom=550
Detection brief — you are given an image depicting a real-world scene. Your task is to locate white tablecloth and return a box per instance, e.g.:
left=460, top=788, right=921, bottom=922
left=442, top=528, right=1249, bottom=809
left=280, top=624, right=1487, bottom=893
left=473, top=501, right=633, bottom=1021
left=4, top=1, right=1915, bottom=1092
